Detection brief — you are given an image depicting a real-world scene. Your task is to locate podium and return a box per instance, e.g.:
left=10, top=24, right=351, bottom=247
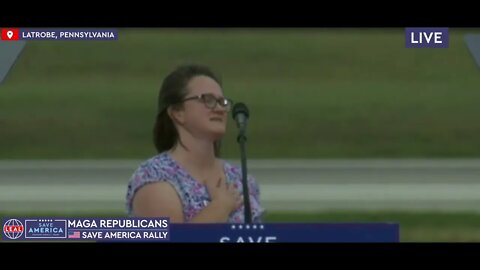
left=169, top=223, right=399, bottom=243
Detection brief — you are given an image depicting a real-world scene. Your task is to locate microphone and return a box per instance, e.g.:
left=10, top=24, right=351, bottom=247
left=232, top=102, right=249, bottom=142
left=232, top=102, right=252, bottom=224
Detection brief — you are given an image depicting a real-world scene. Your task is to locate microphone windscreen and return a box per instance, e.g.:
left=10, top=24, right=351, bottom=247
left=232, top=102, right=249, bottom=120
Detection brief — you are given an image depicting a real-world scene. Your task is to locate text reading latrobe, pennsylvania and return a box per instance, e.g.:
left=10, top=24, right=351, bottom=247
left=0, top=28, right=118, bottom=41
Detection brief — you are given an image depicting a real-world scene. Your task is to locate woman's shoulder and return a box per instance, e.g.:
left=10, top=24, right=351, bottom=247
left=127, top=152, right=182, bottom=192
left=130, top=152, right=179, bottom=183
left=125, top=152, right=183, bottom=215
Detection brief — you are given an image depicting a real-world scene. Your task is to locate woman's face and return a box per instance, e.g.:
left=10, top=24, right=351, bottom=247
left=175, top=75, right=230, bottom=140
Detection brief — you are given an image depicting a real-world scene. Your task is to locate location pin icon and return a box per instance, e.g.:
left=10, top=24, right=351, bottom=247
left=7, top=30, right=13, bottom=39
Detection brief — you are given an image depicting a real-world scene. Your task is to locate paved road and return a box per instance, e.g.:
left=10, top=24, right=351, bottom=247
left=1, top=159, right=480, bottom=213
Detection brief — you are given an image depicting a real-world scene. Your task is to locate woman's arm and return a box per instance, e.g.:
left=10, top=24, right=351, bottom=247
left=132, top=182, right=185, bottom=222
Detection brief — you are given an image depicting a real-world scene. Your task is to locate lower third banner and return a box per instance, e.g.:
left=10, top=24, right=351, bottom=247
left=1, top=217, right=399, bottom=242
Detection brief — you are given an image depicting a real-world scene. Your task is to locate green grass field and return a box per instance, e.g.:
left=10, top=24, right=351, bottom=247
left=2, top=210, right=480, bottom=242
left=1, top=28, right=480, bottom=159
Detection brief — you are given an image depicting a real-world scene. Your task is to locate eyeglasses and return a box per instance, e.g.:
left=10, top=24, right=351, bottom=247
left=182, top=94, right=234, bottom=111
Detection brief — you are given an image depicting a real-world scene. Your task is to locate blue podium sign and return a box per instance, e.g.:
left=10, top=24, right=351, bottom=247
left=170, top=223, right=399, bottom=243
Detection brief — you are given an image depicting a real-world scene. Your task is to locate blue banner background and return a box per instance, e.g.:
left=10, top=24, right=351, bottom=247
left=2, top=217, right=399, bottom=242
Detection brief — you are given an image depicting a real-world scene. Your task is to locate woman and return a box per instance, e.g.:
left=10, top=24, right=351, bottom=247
left=125, top=64, right=264, bottom=223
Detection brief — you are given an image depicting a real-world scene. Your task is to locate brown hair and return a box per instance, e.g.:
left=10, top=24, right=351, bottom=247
left=153, top=64, right=223, bottom=156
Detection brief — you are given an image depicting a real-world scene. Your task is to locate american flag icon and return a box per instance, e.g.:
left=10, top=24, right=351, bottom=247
left=68, top=231, right=81, bottom=239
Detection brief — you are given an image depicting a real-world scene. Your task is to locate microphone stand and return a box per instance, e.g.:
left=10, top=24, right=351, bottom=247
left=237, top=129, right=252, bottom=224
